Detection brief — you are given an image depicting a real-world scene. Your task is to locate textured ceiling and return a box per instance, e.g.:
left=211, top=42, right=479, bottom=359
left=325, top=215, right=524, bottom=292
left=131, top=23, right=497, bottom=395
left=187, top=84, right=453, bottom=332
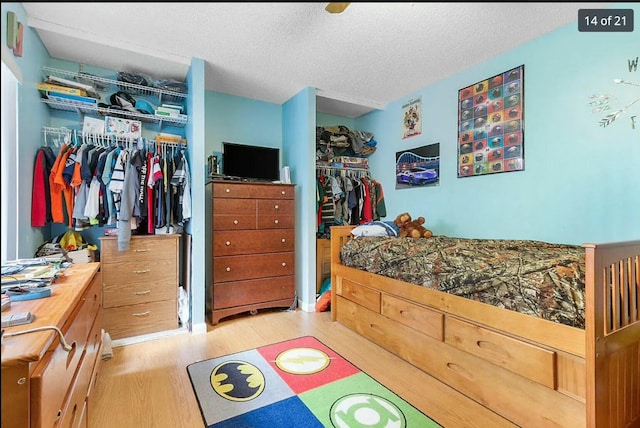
left=22, top=2, right=610, bottom=118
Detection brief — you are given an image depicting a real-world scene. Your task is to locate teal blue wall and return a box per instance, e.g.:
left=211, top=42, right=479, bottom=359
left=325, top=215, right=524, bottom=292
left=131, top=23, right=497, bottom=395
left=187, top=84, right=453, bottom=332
left=204, top=91, right=283, bottom=166
left=358, top=3, right=639, bottom=245
left=2, top=2, right=51, bottom=258
left=283, top=87, right=316, bottom=311
left=317, top=112, right=355, bottom=129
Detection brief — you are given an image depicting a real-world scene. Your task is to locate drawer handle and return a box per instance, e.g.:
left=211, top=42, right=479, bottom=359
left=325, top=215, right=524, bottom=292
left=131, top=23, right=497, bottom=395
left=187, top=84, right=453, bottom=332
left=233, top=220, right=239, bottom=225
left=133, top=269, right=150, bottom=274
left=226, top=267, right=231, bottom=272
left=477, top=340, right=510, bottom=358
left=132, top=311, right=151, bottom=317
left=225, top=188, right=230, bottom=193
left=281, top=262, right=287, bottom=267
left=226, top=241, right=231, bottom=246
left=134, top=290, right=151, bottom=295
left=274, top=219, right=279, bottom=224
left=281, top=190, right=285, bottom=195
left=134, top=248, right=150, bottom=253
left=281, top=238, right=286, bottom=243
left=274, top=204, right=279, bottom=210
left=446, top=362, right=474, bottom=381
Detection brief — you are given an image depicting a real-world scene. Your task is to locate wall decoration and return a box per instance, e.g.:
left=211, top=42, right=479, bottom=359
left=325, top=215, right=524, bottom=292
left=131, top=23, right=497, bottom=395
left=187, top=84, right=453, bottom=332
left=402, top=98, right=422, bottom=139
left=588, top=56, right=639, bottom=129
left=6, top=11, right=18, bottom=49
left=6, top=11, right=23, bottom=57
left=395, top=142, right=440, bottom=189
left=13, top=23, right=23, bottom=57
left=458, top=65, right=524, bottom=178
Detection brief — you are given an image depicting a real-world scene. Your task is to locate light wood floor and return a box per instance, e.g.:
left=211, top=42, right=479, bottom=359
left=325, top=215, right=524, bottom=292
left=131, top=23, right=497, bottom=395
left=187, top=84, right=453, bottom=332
left=88, top=309, right=513, bottom=428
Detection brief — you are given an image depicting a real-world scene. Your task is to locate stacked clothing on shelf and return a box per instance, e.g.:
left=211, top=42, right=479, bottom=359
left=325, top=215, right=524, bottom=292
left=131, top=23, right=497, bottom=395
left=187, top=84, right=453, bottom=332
left=316, top=125, right=377, bottom=161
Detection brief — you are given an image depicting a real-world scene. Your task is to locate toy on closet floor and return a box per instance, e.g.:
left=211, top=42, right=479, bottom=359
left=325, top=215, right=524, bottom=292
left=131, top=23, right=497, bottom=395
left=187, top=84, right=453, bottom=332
left=393, top=212, right=433, bottom=238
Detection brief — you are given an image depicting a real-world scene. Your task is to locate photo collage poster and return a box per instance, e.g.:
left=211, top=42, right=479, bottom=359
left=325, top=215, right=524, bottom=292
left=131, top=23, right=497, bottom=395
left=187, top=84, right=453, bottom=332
left=458, top=65, right=524, bottom=177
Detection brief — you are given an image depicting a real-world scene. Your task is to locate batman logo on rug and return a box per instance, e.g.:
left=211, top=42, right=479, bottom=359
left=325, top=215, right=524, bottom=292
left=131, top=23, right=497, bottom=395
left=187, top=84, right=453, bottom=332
left=210, top=360, right=265, bottom=402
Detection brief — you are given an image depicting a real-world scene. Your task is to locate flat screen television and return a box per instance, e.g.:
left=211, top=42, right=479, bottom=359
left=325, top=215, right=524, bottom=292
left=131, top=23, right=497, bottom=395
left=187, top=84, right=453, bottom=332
left=222, top=142, right=280, bottom=181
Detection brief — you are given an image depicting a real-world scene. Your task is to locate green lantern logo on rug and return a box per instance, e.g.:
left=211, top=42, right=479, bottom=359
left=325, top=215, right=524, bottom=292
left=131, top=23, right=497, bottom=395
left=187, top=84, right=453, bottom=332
left=330, top=393, right=406, bottom=428
left=210, top=360, right=265, bottom=402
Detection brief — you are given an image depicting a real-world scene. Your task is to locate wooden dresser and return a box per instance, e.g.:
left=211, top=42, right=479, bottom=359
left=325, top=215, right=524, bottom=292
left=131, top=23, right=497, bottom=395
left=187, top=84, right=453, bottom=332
left=209, top=180, right=296, bottom=325
left=1, top=263, right=103, bottom=428
left=99, top=234, right=180, bottom=340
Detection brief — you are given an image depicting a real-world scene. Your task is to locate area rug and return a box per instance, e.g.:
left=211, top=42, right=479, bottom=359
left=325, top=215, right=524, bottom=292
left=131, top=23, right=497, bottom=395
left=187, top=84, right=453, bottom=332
left=187, top=335, right=441, bottom=427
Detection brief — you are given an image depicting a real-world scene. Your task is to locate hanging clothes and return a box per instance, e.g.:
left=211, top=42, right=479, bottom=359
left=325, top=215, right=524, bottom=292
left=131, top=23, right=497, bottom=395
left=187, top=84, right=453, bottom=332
left=169, top=149, right=192, bottom=227
left=31, top=146, right=56, bottom=227
left=34, top=129, right=191, bottom=242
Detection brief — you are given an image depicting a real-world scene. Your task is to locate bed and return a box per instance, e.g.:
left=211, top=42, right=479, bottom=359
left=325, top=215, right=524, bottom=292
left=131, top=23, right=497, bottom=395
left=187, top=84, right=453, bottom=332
left=330, top=225, right=639, bottom=428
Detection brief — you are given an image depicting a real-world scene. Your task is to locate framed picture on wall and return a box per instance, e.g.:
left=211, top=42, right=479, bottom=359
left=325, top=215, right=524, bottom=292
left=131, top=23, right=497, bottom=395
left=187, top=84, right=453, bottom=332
left=458, top=65, right=524, bottom=178
left=395, top=142, right=440, bottom=189
left=402, top=97, right=422, bottom=139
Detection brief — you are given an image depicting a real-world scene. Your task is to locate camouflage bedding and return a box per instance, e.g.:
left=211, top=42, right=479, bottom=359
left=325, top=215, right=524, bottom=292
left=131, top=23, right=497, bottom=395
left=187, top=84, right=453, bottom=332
left=340, top=236, right=586, bottom=329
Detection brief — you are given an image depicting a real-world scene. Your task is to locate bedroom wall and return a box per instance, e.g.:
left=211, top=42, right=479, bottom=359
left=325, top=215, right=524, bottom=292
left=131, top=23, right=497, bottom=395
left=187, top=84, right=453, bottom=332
left=204, top=91, right=283, bottom=162
left=1, top=2, right=52, bottom=258
left=356, top=2, right=639, bottom=245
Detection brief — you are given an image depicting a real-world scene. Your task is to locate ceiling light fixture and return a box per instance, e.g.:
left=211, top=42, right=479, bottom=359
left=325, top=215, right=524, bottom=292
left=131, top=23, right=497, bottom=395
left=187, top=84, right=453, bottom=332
left=325, top=3, right=350, bottom=14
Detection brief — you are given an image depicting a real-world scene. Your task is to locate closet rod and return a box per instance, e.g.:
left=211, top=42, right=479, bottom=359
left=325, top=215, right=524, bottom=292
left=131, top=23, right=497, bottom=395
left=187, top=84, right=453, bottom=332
left=316, top=164, right=369, bottom=172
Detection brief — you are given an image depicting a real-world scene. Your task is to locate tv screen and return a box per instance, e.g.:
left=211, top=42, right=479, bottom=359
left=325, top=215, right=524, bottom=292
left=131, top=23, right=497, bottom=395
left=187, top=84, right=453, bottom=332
left=222, top=142, right=280, bottom=181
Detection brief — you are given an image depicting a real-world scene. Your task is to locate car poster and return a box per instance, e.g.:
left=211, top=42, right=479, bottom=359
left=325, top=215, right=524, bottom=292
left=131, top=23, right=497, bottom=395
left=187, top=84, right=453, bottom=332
left=402, top=97, right=422, bottom=139
left=458, top=65, right=524, bottom=178
left=395, top=142, right=440, bottom=189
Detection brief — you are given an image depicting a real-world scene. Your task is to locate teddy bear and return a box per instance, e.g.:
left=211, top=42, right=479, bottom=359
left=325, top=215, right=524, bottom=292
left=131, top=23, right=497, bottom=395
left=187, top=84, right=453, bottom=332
left=393, top=212, right=433, bottom=239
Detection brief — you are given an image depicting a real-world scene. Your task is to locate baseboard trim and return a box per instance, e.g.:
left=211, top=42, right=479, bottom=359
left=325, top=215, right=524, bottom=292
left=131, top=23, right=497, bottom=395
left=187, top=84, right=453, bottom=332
left=298, top=298, right=315, bottom=313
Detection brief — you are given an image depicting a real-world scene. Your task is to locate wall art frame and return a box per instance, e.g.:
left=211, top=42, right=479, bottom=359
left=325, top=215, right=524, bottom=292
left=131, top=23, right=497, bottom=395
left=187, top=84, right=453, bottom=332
left=395, top=142, right=440, bottom=189
left=458, top=65, right=524, bottom=178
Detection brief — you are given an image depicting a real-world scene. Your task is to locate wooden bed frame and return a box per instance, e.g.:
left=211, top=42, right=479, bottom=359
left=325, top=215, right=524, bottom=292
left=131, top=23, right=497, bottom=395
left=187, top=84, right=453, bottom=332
left=330, top=225, right=639, bottom=428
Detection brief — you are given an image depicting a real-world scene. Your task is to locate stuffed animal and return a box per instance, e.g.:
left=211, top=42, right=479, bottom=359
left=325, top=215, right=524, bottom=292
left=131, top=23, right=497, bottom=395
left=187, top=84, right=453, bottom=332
left=393, top=212, right=433, bottom=239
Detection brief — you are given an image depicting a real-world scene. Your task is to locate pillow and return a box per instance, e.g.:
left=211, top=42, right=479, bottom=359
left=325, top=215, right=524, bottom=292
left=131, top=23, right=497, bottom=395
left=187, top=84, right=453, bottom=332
left=315, top=290, right=332, bottom=312
left=350, top=221, right=398, bottom=237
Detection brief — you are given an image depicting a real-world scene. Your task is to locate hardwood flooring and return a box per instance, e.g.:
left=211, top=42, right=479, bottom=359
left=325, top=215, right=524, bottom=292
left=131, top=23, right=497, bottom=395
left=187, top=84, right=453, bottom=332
left=88, top=309, right=513, bottom=428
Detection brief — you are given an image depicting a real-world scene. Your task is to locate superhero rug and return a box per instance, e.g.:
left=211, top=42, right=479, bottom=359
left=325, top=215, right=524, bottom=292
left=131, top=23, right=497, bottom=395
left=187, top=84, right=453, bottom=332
left=187, top=335, right=441, bottom=427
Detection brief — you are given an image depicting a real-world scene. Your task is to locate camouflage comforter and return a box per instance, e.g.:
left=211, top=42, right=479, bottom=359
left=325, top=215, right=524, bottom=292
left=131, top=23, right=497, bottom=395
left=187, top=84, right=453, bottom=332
left=340, top=236, right=586, bottom=329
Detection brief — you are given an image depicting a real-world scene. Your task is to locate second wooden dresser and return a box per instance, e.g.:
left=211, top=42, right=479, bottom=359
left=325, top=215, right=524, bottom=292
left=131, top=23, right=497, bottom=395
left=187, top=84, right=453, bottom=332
left=99, top=234, right=180, bottom=339
left=209, top=180, right=296, bottom=325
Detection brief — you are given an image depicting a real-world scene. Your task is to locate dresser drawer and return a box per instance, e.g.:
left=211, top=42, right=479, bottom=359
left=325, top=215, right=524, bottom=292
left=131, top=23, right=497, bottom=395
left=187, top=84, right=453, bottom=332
left=382, top=294, right=444, bottom=341
left=213, top=182, right=294, bottom=199
left=102, top=261, right=177, bottom=308
left=213, top=198, right=257, bottom=230
left=257, top=199, right=294, bottom=216
left=337, top=278, right=381, bottom=314
left=100, top=235, right=179, bottom=264
left=213, top=213, right=257, bottom=230
left=103, top=299, right=178, bottom=340
left=103, top=274, right=177, bottom=309
left=257, top=214, right=295, bottom=229
left=213, top=276, right=295, bottom=308
left=57, top=313, right=101, bottom=427
left=31, top=274, right=102, bottom=428
left=213, top=253, right=295, bottom=282
left=445, top=316, right=556, bottom=388
left=214, top=229, right=294, bottom=256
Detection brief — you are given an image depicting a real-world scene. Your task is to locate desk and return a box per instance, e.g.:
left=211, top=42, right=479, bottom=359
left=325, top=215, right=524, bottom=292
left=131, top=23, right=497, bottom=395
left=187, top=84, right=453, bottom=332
left=1, top=262, right=103, bottom=428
